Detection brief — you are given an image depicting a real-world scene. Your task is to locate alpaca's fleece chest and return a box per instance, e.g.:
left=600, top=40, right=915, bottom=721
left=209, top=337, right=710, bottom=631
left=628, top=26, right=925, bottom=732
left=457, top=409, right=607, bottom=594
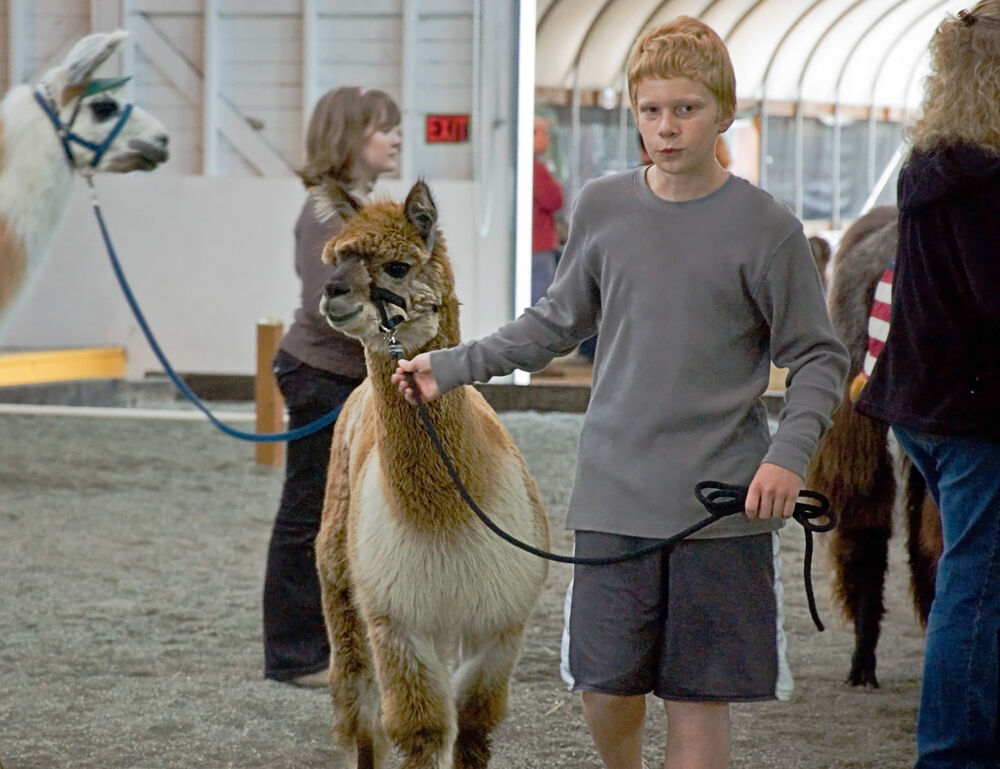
left=338, top=382, right=548, bottom=641
left=350, top=450, right=547, bottom=636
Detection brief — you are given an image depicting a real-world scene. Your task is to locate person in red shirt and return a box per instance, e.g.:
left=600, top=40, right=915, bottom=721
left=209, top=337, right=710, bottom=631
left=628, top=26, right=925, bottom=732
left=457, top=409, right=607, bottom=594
left=532, top=116, right=564, bottom=305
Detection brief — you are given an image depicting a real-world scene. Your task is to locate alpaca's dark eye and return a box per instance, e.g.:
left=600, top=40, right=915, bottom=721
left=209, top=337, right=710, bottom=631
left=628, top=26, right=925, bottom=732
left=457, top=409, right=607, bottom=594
left=90, top=99, right=120, bottom=122
left=383, top=261, right=410, bottom=279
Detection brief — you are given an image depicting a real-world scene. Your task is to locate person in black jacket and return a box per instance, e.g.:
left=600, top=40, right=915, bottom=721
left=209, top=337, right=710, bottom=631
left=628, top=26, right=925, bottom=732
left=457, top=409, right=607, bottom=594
left=263, top=86, right=401, bottom=686
left=854, top=5, right=1000, bottom=766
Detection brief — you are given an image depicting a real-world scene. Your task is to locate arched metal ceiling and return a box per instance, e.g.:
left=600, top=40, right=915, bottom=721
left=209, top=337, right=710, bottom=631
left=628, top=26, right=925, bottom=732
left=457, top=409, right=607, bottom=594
left=536, top=0, right=963, bottom=112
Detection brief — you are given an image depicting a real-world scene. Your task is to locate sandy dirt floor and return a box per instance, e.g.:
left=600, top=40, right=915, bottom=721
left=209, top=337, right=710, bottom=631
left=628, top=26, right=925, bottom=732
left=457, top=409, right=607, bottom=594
left=0, top=407, right=925, bottom=768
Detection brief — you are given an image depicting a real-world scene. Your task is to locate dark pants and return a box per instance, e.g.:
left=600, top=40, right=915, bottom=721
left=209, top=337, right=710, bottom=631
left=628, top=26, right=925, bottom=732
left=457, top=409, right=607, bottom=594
left=262, top=349, right=362, bottom=681
left=532, top=250, right=557, bottom=306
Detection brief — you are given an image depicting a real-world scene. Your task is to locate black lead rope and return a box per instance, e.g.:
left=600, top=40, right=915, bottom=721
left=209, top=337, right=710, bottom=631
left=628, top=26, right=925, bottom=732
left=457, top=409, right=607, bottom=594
left=695, top=481, right=836, bottom=631
left=388, top=334, right=837, bottom=632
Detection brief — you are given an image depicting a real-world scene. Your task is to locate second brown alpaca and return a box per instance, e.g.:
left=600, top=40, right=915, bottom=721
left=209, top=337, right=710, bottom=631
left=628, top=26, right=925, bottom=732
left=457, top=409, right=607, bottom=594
left=806, top=205, right=942, bottom=688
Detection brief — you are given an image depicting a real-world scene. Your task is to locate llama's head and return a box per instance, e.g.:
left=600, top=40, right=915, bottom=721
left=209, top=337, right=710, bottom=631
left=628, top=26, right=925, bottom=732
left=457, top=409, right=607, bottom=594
left=36, top=30, right=169, bottom=173
left=320, top=180, right=459, bottom=357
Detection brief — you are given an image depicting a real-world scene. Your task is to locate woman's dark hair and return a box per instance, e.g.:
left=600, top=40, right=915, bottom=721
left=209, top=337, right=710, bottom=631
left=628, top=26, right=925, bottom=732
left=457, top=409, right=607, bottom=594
left=297, top=87, right=401, bottom=189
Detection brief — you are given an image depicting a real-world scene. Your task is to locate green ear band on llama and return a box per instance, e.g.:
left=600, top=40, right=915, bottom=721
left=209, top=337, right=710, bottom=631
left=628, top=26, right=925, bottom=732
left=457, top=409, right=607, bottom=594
left=83, top=76, right=132, bottom=97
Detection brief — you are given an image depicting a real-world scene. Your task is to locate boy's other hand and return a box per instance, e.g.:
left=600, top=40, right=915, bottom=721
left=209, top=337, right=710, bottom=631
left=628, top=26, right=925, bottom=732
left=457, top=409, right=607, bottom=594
left=745, top=463, right=803, bottom=520
left=392, top=353, right=440, bottom=404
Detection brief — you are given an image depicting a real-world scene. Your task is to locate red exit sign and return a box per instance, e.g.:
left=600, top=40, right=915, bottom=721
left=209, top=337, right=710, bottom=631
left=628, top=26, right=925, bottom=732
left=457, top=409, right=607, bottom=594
left=425, top=114, right=469, bottom=143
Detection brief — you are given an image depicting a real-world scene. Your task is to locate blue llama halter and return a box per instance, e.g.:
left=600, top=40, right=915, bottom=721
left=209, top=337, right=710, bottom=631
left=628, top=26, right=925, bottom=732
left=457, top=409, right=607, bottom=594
left=33, top=79, right=134, bottom=169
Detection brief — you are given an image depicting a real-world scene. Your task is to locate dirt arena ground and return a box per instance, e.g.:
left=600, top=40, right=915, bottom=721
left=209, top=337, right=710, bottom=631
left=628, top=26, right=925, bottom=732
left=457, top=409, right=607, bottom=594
left=0, top=406, right=925, bottom=768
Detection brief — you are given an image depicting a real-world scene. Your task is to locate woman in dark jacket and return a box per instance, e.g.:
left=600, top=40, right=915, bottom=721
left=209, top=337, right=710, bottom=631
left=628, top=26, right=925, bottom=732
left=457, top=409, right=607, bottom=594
left=855, top=5, right=1000, bottom=766
left=263, top=86, right=401, bottom=686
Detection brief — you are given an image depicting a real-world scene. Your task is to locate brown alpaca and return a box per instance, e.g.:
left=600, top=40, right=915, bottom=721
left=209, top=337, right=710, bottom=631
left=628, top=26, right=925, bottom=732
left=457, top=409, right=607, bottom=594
left=806, top=205, right=942, bottom=688
left=314, top=181, right=550, bottom=769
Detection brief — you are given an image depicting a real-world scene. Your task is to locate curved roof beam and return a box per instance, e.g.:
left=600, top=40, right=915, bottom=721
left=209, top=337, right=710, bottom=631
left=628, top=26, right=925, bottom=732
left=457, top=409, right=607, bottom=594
left=794, top=0, right=869, bottom=101
left=867, top=1, right=951, bottom=110
left=605, top=0, right=724, bottom=89
left=785, top=0, right=871, bottom=221
left=828, top=1, right=949, bottom=222
left=902, top=13, right=946, bottom=108
left=831, top=0, right=915, bottom=104
left=857, top=2, right=950, bottom=210
left=823, top=0, right=919, bottom=225
left=746, top=0, right=827, bottom=102
left=746, top=0, right=825, bottom=189
left=537, top=0, right=560, bottom=30
left=569, top=0, right=620, bottom=76
left=726, top=0, right=779, bottom=38
left=577, top=0, right=709, bottom=90
left=536, top=0, right=610, bottom=89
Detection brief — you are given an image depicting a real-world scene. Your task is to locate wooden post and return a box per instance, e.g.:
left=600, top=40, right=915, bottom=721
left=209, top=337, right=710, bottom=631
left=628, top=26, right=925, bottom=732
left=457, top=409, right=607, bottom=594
left=255, top=319, right=285, bottom=467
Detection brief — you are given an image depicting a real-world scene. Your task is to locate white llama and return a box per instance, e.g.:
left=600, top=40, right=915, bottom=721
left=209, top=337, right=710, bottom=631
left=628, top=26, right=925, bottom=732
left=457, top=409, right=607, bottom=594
left=0, top=29, right=169, bottom=334
left=315, top=180, right=550, bottom=769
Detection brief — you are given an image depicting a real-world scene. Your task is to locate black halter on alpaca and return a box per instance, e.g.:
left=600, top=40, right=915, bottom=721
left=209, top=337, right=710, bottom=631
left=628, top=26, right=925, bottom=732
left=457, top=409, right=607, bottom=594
left=370, top=283, right=407, bottom=333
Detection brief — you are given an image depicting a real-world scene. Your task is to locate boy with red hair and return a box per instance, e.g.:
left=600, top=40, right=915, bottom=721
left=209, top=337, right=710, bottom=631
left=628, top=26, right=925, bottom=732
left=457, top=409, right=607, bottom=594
left=395, top=17, right=847, bottom=768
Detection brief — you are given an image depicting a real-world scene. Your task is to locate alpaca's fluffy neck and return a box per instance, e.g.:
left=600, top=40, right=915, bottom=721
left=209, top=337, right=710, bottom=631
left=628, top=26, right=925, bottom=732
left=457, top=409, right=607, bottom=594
left=363, top=305, right=492, bottom=527
left=0, top=86, right=77, bottom=263
left=367, top=350, right=486, bottom=527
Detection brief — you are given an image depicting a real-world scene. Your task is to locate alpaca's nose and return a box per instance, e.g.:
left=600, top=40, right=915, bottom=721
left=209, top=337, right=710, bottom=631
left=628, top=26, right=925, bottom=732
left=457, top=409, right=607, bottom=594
left=324, top=272, right=352, bottom=299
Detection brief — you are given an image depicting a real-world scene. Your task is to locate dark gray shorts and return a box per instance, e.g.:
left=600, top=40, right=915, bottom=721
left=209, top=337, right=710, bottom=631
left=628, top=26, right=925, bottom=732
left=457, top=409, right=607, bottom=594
left=560, top=531, right=792, bottom=702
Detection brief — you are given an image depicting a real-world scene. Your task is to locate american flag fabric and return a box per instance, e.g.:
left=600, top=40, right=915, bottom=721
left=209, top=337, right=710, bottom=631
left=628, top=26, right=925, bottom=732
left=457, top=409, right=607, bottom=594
left=863, top=262, right=895, bottom=377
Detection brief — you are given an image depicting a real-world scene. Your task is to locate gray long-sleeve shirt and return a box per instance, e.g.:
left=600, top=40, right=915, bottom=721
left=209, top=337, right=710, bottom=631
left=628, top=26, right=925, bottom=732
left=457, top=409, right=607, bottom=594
left=433, top=170, right=849, bottom=539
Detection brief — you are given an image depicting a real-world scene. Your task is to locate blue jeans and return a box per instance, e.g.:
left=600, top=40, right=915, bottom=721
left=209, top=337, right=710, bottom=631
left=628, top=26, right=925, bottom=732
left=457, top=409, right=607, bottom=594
left=892, top=426, right=1000, bottom=768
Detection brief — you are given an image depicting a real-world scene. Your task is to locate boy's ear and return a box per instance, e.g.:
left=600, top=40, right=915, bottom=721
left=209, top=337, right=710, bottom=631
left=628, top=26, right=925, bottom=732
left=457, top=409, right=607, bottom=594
left=718, top=106, right=735, bottom=135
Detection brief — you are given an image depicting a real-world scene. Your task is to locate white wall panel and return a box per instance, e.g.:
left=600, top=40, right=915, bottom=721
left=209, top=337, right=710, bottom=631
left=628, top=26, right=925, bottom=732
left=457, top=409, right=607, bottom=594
left=415, top=2, right=472, bottom=178
left=319, top=7, right=402, bottom=102
left=136, top=11, right=203, bottom=65
left=216, top=10, right=299, bottom=175
left=20, top=2, right=81, bottom=83
left=2, top=176, right=508, bottom=379
left=318, top=0, right=399, bottom=13
left=0, top=0, right=8, bottom=89
left=218, top=132, right=262, bottom=176
left=130, top=40, right=202, bottom=175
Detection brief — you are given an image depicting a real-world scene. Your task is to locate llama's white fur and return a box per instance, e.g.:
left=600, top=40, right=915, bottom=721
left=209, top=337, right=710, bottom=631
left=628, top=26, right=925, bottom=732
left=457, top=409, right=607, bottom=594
left=0, top=30, right=169, bottom=335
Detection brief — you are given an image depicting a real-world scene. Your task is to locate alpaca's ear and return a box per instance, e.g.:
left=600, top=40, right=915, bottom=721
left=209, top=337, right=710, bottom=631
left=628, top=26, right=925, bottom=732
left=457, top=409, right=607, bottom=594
left=404, top=180, right=438, bottom=250
left=809, top=236, right=831, bottom=273
left=63, top=30, right=129, bottom=89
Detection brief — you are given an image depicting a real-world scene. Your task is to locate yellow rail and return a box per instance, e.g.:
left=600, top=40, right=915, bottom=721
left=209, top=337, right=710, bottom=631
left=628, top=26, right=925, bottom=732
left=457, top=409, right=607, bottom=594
left=0, top=347, right=126, bottom=386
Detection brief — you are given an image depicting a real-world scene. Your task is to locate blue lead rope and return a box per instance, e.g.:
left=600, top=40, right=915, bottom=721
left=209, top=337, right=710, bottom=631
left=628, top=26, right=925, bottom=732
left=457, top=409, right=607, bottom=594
left=86, top=176, right=341, bottom=443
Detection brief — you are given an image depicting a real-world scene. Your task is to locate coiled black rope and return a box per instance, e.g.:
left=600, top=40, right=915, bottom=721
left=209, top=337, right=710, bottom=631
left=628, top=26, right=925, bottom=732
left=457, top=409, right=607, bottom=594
left=403, top=370, right=836, bottom=631
left=694, top=481, right=836, bottom=631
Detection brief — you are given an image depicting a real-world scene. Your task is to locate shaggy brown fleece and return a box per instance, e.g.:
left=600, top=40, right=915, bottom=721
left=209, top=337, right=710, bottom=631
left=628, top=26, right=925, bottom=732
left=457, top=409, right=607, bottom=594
left=806, top=205, right=941, bottom=689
